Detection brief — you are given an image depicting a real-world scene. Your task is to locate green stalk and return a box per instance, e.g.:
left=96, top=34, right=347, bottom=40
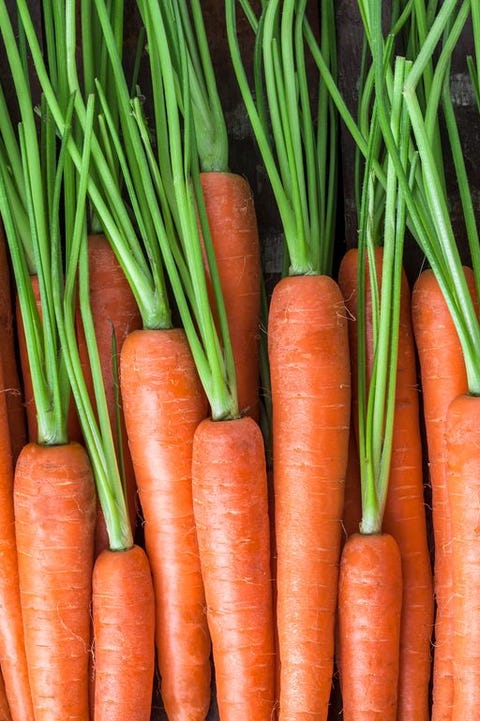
left=226, top=0, right=336, bottom=276
left=9, top=0, right=169, bottom=331
left=358, top=57, right=409, bottom=535
left=140, top=0, right=238, bottom=419
left=51, top=96, right=132, bottom=550
left=362, top=0, right=480, bottom=395
left=166, top=0, right=229, bottom=172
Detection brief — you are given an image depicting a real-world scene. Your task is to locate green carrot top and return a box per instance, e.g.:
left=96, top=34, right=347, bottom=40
left=226, top=0, right=338, bottom=277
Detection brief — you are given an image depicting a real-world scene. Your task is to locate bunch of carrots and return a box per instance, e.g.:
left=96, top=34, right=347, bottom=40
left=0, top=1, right=479, bottom=720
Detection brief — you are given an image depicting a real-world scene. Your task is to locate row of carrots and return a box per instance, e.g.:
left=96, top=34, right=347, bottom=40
left=0, top=1, right=478, bottom=721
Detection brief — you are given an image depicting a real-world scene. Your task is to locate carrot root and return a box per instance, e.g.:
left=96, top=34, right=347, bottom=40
left=338, top=532, right=402, bottom=721
left=92, top=545, right=155, bottom=721
left=192, top=415, right=275, bottom=721
left=14, top=441, right=96, bottom=721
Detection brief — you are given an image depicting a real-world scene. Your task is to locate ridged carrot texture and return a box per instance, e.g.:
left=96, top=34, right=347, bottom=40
left=192, top=415, right=275, bottom=721
left=200, top=172, right=261, bottom=421
left=0, top=224, right=26, bottom=463
left=338, top=247, right=433, bottom=721
left=338, top=532, right=402, bottom=721
left=92, top=544, right=155, bottom=721
left=268, top=274, right=351, bottom=720
left=16, top=275, right=83, bottom=445
left=120, top=328, right=211, bottom=720
left=0, top=668, right=12, bottom=721
left=445, top=393, right=480, bottom=721
left=0, top=356, right=34, bottom=721
left=411, top=267, right=474, bottom=721
left=14, top=441, right=96, bottom=721
left=76, top=233, right=142, bottom=553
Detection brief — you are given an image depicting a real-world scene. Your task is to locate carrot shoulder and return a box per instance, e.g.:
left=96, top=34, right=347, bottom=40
left=192, top=415, right=275, bottom=721
left=200, top=171, right=262, bottom=420
left=268, top=273, right=351, bottom=720
left=120, top=327, right=211, bottom=720
left=14, top=441, right=96, bottom=721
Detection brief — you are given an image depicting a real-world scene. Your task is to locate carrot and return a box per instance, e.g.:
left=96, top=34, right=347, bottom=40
left=92, top=544, right=155, bottom=721
left=226, top=1, right=344, bottom=715
left=339, top=246, right=433, bottom=721
left=192, top=415, right=275, bottom=721
left=268, top=273, right=350, bottom=719
left=200, top=171, right=261, bottom=420
left=120, top=327, right=211, bottom=720
left=0, top=354, right=34, bottom=721
left=76, top=233, right=142, bottom=553
left=0, top=223, right=26, bottom=463
left=444, top=393, right=480, bottom=720
left=14, top=441, right=96, bottom=721
left=411, top=267, right=474, bottom=721
left=338, top=532, right=402, bottom=721
left=0, top=669, right=12, bottom=721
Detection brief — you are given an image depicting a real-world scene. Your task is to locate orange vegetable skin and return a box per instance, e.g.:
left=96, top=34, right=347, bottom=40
left=192, top=415, right=275, bottom=721
left=0, top=356, right=34, bottom=721
left=120, top=328, right=211, bottom=720
left=200, top=171, right=261, bottom=420
left=0, top=668, right=12, bottom=721
left=268, top=274, right=351, bottom=720
left=14, top=441, right=96, bottom=721
left=445, top=393, right=480, bottom=721
left=411, top=268, right=474, bottom=721
left=338, top=532, right=402, bottom=721
left=92, top=545, right=155, bottom=721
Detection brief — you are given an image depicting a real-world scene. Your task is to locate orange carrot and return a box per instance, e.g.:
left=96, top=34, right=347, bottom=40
left=14, top=441, right=96, bottom=721
left=120, top=328, right=211, bottom=720
left=411, top=267, right=474, bottom=721
left=338, top=532, right=402, bottom=721
left=0, top=223, right=26, bottom=463
left=339, top=247, right=433, bottom=721
left=0, top=668, right=12, bottom=721
left=16, top=275, right=83, bottom=445
left=0, top=355, right=34, bottom=721
left=268, top=274, right=351, bottom=720
left=76, top=233, right=142, bottom=553
left=200, top=171, right=261, bottom=420
left=445, top=393, right=480, bottom=720
left=92, top=544, right=155, bottom=721
left=192, top=414, right=275, bottom=720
